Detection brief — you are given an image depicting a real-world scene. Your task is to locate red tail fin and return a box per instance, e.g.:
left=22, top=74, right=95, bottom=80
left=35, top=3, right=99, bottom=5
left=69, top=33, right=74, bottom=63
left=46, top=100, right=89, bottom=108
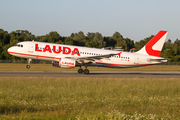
left=136, top=31, right=168, bottom=57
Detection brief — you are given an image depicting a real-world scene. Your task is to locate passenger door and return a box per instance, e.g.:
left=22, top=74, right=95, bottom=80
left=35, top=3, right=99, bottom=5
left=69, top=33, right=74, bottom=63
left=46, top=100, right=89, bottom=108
left=28, top=41, right=34, bottom=53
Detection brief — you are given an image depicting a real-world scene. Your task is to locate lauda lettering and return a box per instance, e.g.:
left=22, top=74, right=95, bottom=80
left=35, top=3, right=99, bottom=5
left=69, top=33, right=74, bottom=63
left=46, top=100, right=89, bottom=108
left=53, top=46, right=61, bottom=53
left=63, top=47, right=71, bottom=54
left=35, top=44, right=80, bottom=56
left=43, top=45, right=52, bottom=53
left=62, top=62, right=74, bottom=65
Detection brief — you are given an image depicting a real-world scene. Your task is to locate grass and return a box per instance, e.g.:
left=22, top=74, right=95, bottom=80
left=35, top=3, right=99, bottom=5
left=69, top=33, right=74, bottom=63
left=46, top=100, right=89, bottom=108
left=1, top=63, right=180, bottom=71
left=0, top=77, right=179, bottom=119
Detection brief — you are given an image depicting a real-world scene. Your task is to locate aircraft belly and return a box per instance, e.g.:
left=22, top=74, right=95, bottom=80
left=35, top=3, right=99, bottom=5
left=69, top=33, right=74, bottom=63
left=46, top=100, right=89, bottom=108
left=94, top=59, right=136, bottom=68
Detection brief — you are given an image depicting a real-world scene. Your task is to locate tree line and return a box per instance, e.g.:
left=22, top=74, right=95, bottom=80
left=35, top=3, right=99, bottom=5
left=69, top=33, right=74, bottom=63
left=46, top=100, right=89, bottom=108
left=0, top=29, right=180, bottom=61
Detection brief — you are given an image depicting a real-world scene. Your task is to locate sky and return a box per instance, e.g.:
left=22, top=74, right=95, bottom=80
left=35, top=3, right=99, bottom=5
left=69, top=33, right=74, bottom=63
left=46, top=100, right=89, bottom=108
left=0, top=0, right=180, bottom=42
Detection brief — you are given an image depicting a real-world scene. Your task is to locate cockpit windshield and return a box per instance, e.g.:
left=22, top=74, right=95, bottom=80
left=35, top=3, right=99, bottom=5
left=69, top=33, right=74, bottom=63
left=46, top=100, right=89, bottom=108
left=15, top=44, right=23, bottom=47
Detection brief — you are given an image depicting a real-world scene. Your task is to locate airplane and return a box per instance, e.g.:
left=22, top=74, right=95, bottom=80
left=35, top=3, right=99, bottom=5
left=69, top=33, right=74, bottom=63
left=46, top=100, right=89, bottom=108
left=7, top=30, right=168, bottom=74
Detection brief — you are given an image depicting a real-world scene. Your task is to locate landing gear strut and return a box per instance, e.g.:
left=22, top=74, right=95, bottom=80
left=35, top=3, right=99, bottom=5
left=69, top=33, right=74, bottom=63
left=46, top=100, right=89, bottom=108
left=26, top=59, right=31, bottom=69
left=77, top=65, right=90, bottom=74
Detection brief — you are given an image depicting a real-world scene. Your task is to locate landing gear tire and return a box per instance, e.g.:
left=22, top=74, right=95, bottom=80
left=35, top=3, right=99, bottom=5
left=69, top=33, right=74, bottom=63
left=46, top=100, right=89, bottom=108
left=26, top=65, right=30, bottom=69
left=84, top=69, right=89, bottom=74
left=78, top=68, right=84, bottom=74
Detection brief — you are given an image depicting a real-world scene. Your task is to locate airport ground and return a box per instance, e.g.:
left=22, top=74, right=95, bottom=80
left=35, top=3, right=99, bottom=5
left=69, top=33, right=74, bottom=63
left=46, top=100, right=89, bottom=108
left=1, top=63, right=180, bottom=71
left=0, top=63, right=180, bottom=119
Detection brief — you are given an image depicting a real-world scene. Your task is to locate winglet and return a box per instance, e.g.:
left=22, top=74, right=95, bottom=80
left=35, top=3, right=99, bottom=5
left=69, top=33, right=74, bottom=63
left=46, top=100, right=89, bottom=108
left=136, top=31, right=168, bottom=57
left=117, top=52, right=122, bottom=57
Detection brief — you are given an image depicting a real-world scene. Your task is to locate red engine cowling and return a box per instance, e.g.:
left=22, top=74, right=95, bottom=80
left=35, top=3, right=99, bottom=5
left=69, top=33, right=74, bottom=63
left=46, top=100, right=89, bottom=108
left=52, top=58, right=76, bottom=68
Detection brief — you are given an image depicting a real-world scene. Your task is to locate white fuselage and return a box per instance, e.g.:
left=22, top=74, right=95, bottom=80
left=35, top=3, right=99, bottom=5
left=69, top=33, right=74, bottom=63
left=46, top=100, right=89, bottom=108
left=8, top=41, right=166, bottom=68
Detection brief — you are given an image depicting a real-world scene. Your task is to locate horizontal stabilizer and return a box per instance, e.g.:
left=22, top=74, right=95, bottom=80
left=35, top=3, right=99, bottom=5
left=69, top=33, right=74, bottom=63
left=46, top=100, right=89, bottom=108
left=147, top=58, right=168, bottom=63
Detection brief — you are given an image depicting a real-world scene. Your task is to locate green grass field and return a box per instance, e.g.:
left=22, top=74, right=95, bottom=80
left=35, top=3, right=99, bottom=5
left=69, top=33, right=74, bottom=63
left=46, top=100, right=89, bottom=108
left=1, top=63, right=180, bottom=71
left=0, top=77, right=179, bottom=119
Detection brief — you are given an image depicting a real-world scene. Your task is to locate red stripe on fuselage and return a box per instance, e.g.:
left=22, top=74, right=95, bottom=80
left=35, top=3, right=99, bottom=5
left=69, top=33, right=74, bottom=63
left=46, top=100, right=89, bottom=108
left=8, top=51, right=59, bottom=60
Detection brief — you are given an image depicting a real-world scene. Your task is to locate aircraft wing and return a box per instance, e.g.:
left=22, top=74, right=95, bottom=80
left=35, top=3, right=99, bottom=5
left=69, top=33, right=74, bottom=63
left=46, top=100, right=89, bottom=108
left=66, top=52, right=122, bottom=64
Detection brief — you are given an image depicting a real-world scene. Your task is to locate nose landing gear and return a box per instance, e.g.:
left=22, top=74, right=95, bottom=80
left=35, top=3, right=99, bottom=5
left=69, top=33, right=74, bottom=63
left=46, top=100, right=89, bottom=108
left=26, top=65, right=30, bottom=69
left=26, top=59, right=31, bottom=69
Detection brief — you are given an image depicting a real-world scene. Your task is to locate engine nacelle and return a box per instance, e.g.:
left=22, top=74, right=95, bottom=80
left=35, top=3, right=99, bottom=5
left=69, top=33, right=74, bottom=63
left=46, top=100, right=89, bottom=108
left=52, top=58, right=76, bottom=68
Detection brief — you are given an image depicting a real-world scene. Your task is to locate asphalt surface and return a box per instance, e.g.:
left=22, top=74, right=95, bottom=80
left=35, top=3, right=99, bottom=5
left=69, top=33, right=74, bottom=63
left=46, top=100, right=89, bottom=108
left=0, top=71, right=180, bottom=78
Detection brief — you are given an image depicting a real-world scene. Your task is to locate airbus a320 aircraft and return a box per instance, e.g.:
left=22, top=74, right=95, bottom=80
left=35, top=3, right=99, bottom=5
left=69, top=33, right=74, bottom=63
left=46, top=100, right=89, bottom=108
left=8, top=31, right=168, bottom=74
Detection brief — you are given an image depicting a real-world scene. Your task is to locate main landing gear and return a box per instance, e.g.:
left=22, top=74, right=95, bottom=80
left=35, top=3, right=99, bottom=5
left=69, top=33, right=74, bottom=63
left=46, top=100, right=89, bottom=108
left=78, top=66, right=89, bottom=74
left=26, top=59, right=31, bottom=69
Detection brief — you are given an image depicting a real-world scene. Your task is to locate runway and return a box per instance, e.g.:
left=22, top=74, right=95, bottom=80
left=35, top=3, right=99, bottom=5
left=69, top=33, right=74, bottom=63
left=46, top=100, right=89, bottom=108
left=0, top=71, right=180, bottom=78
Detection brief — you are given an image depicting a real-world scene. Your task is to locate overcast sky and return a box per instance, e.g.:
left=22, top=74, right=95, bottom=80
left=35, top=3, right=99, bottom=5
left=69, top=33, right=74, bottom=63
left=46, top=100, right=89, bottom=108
left=0, top=0, right=179, bottom=42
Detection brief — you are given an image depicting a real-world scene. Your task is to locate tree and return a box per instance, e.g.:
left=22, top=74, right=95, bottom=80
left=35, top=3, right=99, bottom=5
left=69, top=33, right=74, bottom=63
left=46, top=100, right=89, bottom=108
left=0, top=29, right=10, bottom=45
left=162, top=49, right=174, bottom=59
left=172, top=43, right=178, bottom=55
left=70, top=33, right=75, bottom=38
left=65, top=37, right=73, bottom=45
left=39, top=31, right=60, bottom=43
left=110, top=32, right=128, bottom=50
left=93, top=32, right=106, bottom=48
left=87, top=32, right=95, bottom=40
left=1, top=34, right=19, bottom=60
left=172, top=39, right=180, bottom=55
left=86, top=32, right=106, bottom=48
left=73, top=31, right=85, bottom=46
left=104, top=36, right=116, bottom=47
left=135, top=35, right=154, bottom=51
left=124, top=38, right=134, bottom=51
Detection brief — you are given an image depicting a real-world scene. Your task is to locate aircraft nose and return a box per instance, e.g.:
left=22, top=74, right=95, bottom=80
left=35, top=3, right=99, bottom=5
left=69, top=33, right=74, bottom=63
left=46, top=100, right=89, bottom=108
left=7, top=47, right=13, bottom=54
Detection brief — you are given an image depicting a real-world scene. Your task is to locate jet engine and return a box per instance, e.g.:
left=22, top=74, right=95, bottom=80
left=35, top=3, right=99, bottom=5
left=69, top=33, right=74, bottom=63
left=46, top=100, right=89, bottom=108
left=52, top=58, right=76, bottom=68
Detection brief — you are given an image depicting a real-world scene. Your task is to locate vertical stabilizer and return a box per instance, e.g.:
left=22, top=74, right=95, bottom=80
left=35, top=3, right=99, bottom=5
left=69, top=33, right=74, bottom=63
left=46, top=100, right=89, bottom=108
left=136, top=30, right=168, bottom=57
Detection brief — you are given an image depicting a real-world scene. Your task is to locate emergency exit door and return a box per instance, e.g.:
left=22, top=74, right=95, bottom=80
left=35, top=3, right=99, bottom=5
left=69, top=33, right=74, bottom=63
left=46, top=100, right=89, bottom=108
left=134, top=55, right=139, bottom=64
